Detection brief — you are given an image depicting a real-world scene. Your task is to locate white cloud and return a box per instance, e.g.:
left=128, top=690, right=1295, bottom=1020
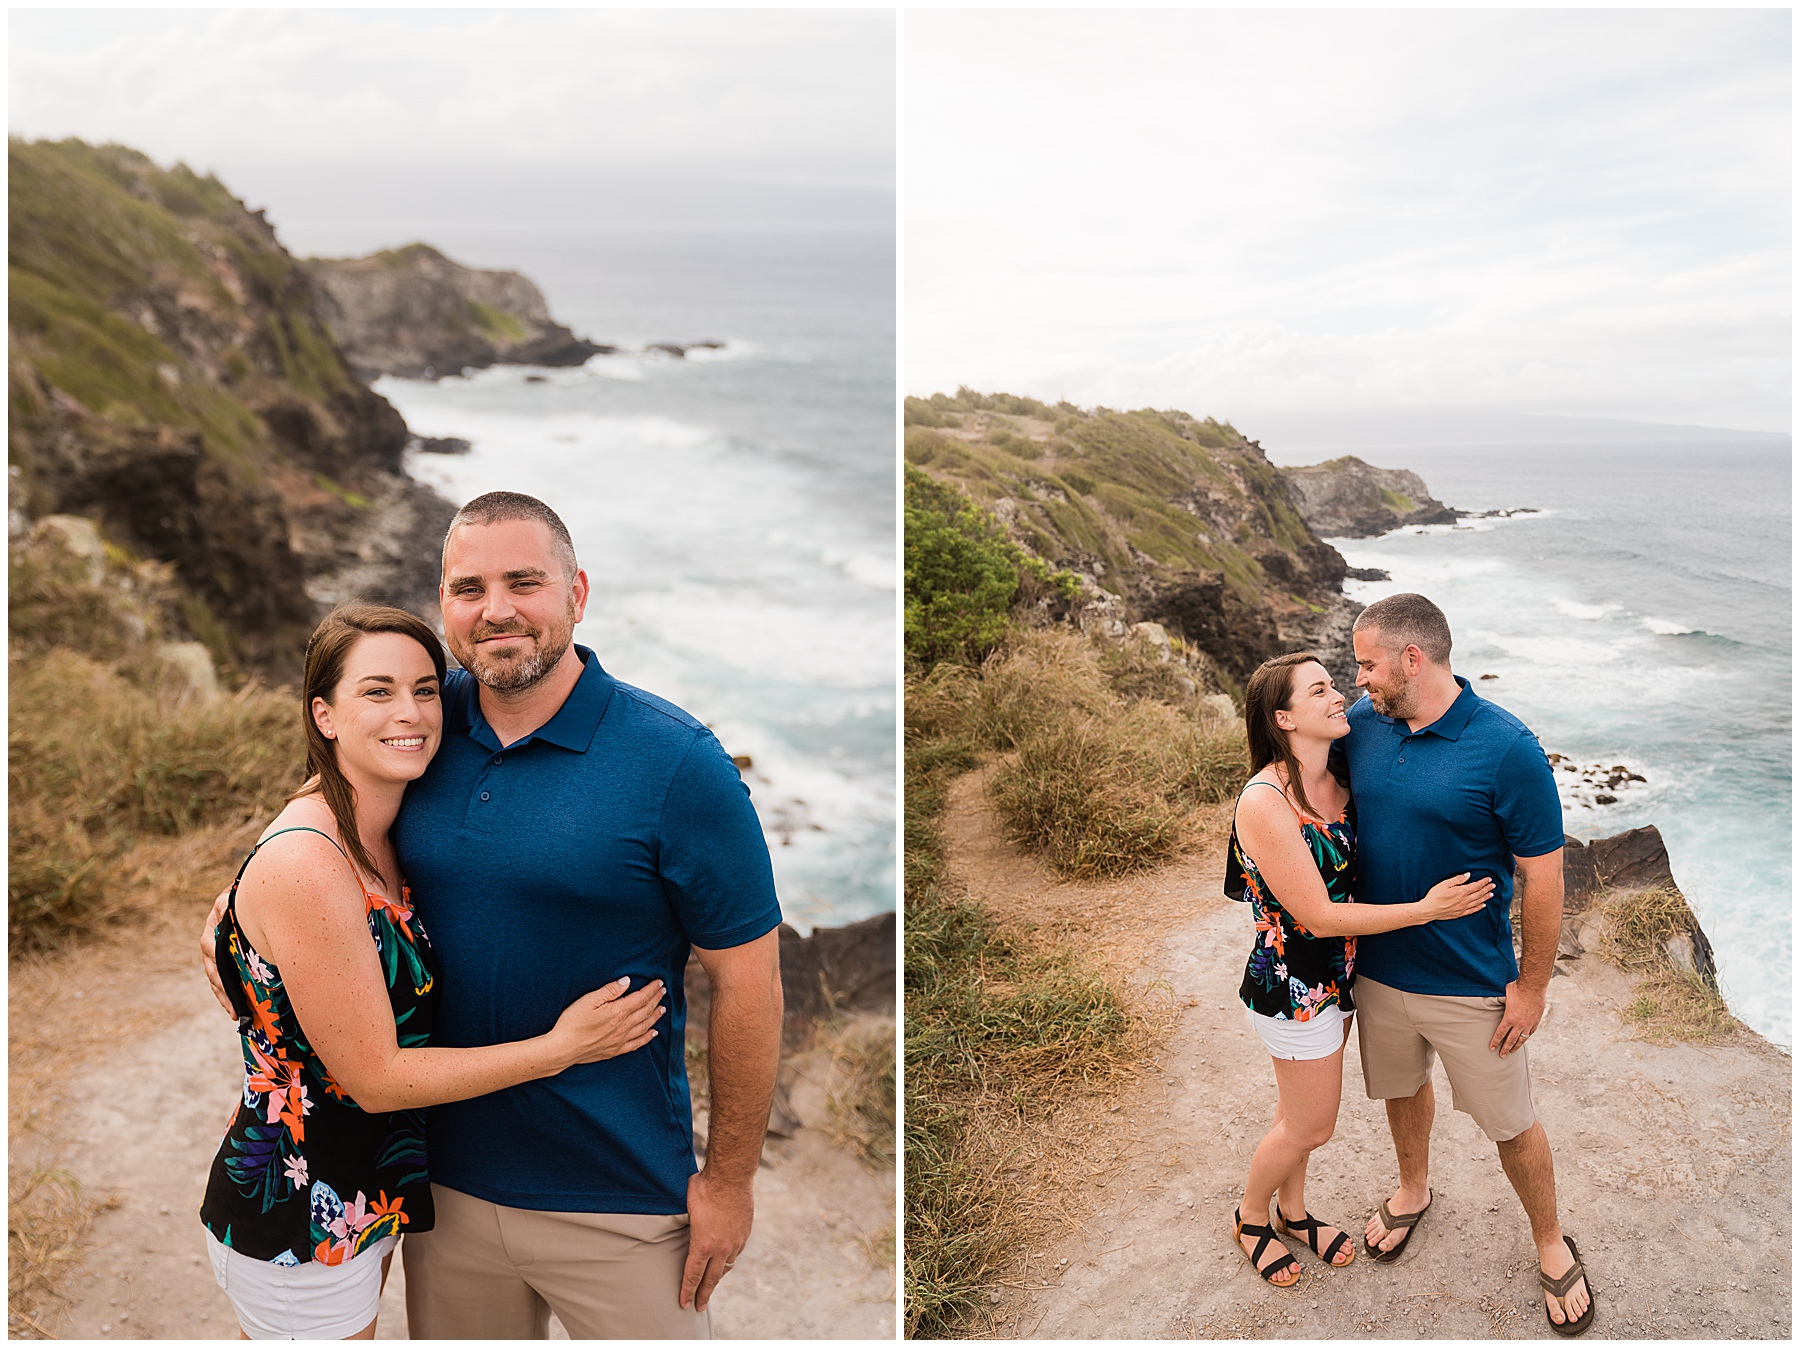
left=10, top=9, right=894, bottom=187
left=907, top=9, right=1789, bottom=432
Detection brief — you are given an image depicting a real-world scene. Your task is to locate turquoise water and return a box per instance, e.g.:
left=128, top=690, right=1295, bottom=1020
left=1276, top=440, right=1790, bottom=1047
left=371, top=230, right=896, bottom=933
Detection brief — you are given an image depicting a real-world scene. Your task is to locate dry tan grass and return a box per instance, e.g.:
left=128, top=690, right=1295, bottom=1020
left=825, top=1021, right=897, bottom=1169
left=1597, top=885, right=1739, bottom=1044
left=10, top=647, right=298, bottom=953
left=8, top=820, right=257, bottom=1334
left=7, top=1168, right=113, bottom=1339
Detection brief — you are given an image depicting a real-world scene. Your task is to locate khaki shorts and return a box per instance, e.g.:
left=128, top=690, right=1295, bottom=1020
left=1354, top=975, right=1536, bottom=1142
left=403, top=1183, right=711, bottom=1339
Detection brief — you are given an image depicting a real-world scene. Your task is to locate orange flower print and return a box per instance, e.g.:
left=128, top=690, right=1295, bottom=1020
left=245, top=1036, right=312, bottom=1143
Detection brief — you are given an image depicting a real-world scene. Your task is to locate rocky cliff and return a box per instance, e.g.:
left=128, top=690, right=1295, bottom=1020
left=306, top=243, right=608, bottom=381
left=8, top=139, right=452, bottom=679
left=904, top=392, right=1359, bottom=689
left=1281, top=453, right=1457, bottom=536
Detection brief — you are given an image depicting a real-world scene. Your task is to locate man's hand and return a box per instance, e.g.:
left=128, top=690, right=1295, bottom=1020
left=1493, top=846, right=1563, bottom=1056
left=679, top=929, right=781, bottom=1312
left=680, top=1168, right=754, bottom=1312
left=1490, top=978, right=1545, bottom=1056
left=200, top=885, right=234, bottom=1016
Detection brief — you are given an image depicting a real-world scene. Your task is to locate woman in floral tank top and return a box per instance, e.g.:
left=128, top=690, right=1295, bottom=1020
left=1226, top=653, right=1494, bottom=1290
left=198, top=605, right=669, bottom=1339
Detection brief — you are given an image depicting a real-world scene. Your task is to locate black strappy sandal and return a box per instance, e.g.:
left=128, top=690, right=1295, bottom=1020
left=1232, top=1206, right=1302, bottom=1289
left=1541, top=1235, right=1596, bottom=1337
left=1277, top=1207, right=1356, bottom=1267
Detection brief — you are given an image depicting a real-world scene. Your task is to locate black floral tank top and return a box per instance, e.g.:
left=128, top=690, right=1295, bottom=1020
left=200, top=826, right=438, bottom=1265
left=1235, top=784, right=1358, bottom=1020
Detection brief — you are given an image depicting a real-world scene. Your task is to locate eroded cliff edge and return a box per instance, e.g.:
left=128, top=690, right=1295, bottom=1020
left=904, top=392, right=1359, bottom=691
left=8, top=139, right=452, bottom=678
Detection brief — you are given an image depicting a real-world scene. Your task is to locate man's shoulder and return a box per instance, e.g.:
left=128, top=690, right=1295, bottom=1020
left=606, top=679, right=708, bottom=738
left=1464, top=692, right=1537, bottom=746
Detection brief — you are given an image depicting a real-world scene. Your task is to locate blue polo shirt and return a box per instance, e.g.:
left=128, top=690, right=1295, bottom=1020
left=1345, top=676, right=1564, bottom=997
left=394, top=646, right=782, bottom=1214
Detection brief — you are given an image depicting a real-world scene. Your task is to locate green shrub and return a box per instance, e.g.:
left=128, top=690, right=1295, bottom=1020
left=904, top=467, right=1028, bottom=670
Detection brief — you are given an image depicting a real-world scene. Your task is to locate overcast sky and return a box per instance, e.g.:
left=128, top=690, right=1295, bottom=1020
left=10, top=8, right=895, bottom=250
left=907, top=10, right=1790, bottom=436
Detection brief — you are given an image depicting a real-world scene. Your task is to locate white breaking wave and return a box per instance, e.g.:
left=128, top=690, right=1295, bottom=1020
left=1550, top=596, right=1619, bottom=621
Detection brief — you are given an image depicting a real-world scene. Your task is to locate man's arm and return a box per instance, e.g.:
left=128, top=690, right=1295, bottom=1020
left=681, top=929, right=782, bottom=1312
left=1490, top=847, right=1564, bottom=1056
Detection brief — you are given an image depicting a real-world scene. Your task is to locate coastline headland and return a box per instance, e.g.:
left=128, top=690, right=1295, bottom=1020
left=905, top=388, right=1755, bottom=1035
left=9, top=138, right=895, bottom=1336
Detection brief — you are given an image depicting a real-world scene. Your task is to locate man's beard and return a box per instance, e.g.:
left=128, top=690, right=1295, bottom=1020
left=1367, top=679, right=1418, bottom=720
left=456, top=606, right=575, bottom=693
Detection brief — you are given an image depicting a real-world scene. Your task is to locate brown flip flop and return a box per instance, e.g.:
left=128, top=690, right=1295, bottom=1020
left=1541, top=1234, right=1596, bottom=1336
left=1362, top=1188, right=1432, bottom=1263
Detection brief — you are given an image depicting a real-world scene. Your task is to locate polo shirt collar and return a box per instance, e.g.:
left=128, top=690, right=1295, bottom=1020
left=1411, top=675, right=1479, bottom=740
left=1366, top=674, right=1480, bottom=740
left=447, top=644, right=615, bottom=753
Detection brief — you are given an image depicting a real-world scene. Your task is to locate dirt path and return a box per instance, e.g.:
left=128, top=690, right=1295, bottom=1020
left=10, top=865, right=894, bottom=1340
left=943, top=771, right=1791, bottom=1340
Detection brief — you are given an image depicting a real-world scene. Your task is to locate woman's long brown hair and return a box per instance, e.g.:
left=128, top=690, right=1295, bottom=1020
left=1243, top=651, right=1347, bottom=823
left=292, top=604, right=447, bottom=888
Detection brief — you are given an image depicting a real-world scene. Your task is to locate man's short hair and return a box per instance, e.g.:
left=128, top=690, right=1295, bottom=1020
left=1354, top=592, right=1453, bottom=665
left=443, top=491, right=579, bottom=582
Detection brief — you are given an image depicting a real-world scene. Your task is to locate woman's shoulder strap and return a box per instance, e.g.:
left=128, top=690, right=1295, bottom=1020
left=1238, top=778, right=1297, bottom=816
left=253, top=824, right=352, bottom=862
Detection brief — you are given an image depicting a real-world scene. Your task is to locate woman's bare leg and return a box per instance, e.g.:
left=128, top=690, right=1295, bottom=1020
left=1237, top=1039, right=1348, bottom=1278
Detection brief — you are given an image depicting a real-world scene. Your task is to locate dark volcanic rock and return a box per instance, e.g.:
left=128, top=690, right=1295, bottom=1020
left=1547, top=825, right=1717, bottom=995
left=1282, top=455, right=1458, bottom=537
left=306, top=243, right=608, bottom=381
left=684, top=911, right=895, bottom=1054
left=1559, top=825, right=1679, bottom=909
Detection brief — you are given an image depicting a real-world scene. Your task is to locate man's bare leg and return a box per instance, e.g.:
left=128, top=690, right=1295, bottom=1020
left=1496, top=1121, right=1589, bottom=1327
left=1366, top=1078, right=1434, bottom=1254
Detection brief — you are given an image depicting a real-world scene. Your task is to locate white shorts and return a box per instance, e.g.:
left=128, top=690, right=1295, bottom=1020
left=1246, top=1003, right=1349, bottom=1061
left=205, top=1228, right=397, bottom=1339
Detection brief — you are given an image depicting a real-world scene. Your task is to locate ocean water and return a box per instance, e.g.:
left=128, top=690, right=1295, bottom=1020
left=370, top=230, right=896, bottom=933
left=1273, top=440, right=1791, bottom=1047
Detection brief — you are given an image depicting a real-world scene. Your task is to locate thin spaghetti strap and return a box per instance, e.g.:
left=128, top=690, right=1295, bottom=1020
left=252, top=824, right=353, bottom=862
left=1239, top=779, right=1299, bottom=817
left=239, top=825, right=360, bottom=889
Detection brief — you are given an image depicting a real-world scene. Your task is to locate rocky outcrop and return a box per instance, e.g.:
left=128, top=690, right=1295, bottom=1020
left=306, top=244, right=610, bottom=381
left=1281, top=454, right=1457, bottom=537
left=905, top=396, right=1366, bottom=689
left=1547, top=824, right=1719, bottom=994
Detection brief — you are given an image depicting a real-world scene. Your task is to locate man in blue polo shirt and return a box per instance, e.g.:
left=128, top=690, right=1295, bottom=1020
left=391, top=492, right=782, bottom=1339
left=1346, top=593, right=1593, bottom=1335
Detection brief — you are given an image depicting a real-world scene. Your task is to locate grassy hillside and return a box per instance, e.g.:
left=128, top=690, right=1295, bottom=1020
left=9, top=138, right=410, bottom=675
left=904, top=390, right=1331, bottom=609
